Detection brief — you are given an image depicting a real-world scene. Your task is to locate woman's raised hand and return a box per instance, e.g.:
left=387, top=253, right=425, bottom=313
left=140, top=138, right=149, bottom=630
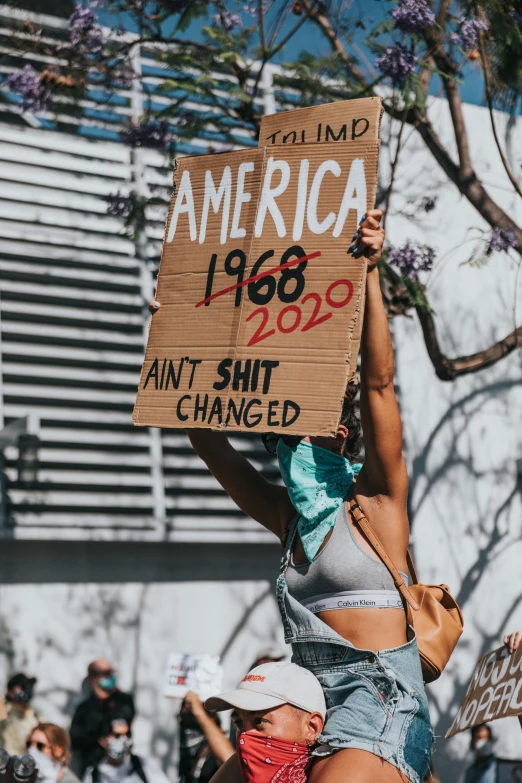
left=503, top=631, right=522, bottom=654
left=349, top=209, right=385, bottom=269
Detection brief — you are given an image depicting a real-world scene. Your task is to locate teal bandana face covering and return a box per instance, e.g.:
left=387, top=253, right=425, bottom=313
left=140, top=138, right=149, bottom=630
left=277, top=439, right=362, bottom=562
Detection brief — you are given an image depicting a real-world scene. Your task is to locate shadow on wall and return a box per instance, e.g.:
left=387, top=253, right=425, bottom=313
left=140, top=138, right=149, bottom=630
left=405, top=351, right=522, bottom=783
left=0, top=544, right=283, bottom=779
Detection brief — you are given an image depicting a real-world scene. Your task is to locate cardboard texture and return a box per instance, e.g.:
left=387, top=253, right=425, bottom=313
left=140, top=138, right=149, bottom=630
left=134, top=98, right=382, bottom=434
left=446, top=644, right=522, bottom=738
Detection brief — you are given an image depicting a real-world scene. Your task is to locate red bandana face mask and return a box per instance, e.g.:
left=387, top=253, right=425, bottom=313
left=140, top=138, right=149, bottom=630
left=237, top=731, right=310, bottom=783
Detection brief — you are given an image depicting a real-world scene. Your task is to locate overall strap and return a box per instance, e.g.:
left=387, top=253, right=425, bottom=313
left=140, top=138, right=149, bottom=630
left=348, top=499, right=420, bottom=613
left=130, top=755, right=148, bottom=783
left=280, top=513, right=300, bottom=571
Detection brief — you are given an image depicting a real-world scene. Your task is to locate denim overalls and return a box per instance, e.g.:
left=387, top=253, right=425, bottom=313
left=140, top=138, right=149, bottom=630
left=277, top=519, right=433, bottom=783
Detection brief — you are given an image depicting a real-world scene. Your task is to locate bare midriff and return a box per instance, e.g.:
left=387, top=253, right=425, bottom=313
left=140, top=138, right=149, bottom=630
left=316, top=607, right=408, bottom=652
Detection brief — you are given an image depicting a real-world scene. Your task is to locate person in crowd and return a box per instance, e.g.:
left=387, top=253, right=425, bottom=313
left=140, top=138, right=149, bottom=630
left=249, top=649, right=286, bottom=668
left=463, top=632, right=521, bottom=783
left=27, top=723, right=81, bottom=783
left=179, top=693, right=233, bottom=783
left=82, top=717, right=169, bottom=783
left=204, top=660, right=325, bottom=783
left=0, top=674, right=40, bottom=755
left=70, top=661, right=134, bottom=775
left=187, top=210, right=432, bottom=783
left=464, top=724, right=496, bottom=783
left=179, top=646, right=289, bottom=780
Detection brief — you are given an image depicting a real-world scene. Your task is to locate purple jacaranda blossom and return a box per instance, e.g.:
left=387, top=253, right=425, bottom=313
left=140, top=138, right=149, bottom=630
left=391, top=0, right=435, bottom=34
left=69, top=2, right=103, bottom=53
left=5, top=65, right=51, bottom=113
left=486, top=226, right=518, bottom=255
left=376, top=43, right=417, bottom=85
left=450, top=17, right=488, bottom=49
left=105, top=191, right=136, bottom=218
left=213, top=11, right=241, bottom=30
left=509, top=9, right=522, bottom=23
left=121, top=119, right=171, bottom=149
left=388, top=241, right=435, bottom=278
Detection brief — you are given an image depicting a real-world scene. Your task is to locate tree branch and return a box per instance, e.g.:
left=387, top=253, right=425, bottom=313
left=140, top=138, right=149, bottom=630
left=478, top=29, right=522, bottom=199
left=416, top=308, right=522, bottom=380
left=423, top=26, right=473, bottom=178
left=301, top=1, right=522, bottom=377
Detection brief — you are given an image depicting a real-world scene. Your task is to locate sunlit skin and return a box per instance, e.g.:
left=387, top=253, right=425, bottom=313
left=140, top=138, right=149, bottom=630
left=189, top=210, right=416, bottom=781
left=88, top=659, right=115, bottom=700
left=98, top=719, right=131, bottom=767
left=232, top=705, right=323, bottom=743
left=28, top=729, right=65, bottom=763
left=211, top=705, right=323, bottom=783
left=472, top=726, right=491, bottom=747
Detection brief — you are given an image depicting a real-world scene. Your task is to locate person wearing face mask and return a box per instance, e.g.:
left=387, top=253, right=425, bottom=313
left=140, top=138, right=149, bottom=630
left=187, top=210, right=434, bottom=783
left=70, top=662, right=135, bottom=776
left=82, top=718, right=169, bottom=783
left=27, top=723, right=80, bottom=783
left=204, top=661, right=325, bottom=783
left=0, top=674, right=41, bottom=756
left=464, top=724, right=496, bottom=783
left=462, top=632, right=521, bottom=783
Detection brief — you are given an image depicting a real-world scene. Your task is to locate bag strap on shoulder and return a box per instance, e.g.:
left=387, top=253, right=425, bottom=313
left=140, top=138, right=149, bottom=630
left=348, top=499, right=420, bottom=613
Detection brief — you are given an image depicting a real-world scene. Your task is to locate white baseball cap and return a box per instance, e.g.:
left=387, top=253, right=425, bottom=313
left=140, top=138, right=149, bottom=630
left=205, top=661, right=326, bottom=717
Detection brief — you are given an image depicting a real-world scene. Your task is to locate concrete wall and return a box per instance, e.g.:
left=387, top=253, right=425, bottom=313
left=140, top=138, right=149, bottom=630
left=0, top=96, right=521, bottom=783
left=388, top=100, right=522, bottom=780
left=0, top=541, right=284, bottom=778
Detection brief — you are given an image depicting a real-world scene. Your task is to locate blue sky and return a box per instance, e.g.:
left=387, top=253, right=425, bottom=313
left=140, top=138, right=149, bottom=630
left=98, top=0, right=487, bottom=108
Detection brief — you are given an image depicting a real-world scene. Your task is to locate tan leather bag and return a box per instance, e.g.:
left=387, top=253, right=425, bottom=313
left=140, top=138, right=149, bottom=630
left=348, top=499, right=464, bottom=684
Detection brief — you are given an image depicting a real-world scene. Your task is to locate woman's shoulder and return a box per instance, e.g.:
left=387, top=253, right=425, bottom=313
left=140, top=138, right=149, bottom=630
left=60, top=768, right=82, bottom=783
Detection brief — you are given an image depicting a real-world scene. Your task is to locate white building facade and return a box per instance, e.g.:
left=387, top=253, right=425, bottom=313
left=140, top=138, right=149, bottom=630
left=0, top=8, right=521, bottom=781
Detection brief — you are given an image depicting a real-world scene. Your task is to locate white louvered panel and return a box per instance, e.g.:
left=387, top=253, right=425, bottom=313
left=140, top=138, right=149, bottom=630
left=1, top=281, right=142, bottom=308
left=0, top=260, right=140, bottom=289
left=0, top=4, right=281, bottom=540
left=1, top=300, right=143, bottom=327
left=0, top=239, right=138, bottom=268
left=5, top=342, right=143, bottom=366
left=4, top=404, right=135, bottom=425
left=2, top=363, right=139, bottom=387
left=3, top=322, right=144, bottom=347
left=0, top=219, right=134, bottom=254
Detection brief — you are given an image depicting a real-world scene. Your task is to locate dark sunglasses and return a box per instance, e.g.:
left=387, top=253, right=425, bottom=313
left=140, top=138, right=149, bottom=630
left=26, top=741, right=48, bottom=752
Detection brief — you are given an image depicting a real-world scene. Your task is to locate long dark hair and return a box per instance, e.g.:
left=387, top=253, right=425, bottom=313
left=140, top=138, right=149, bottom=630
left=262, top=379, right=363, bottom=461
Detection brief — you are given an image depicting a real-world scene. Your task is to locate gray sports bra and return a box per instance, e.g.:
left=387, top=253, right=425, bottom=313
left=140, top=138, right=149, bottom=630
left=285, top=503, right=408, bottom=612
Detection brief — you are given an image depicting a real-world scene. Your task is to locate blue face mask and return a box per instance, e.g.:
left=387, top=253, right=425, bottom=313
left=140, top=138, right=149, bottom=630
left=277, top=439, right=362, bottom=562
left=98, top=674, right=117, bottom=692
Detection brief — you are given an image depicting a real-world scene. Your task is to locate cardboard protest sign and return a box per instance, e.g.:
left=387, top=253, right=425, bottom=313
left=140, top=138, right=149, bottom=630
left=446, top=644, right=522, bottom=737
left=163, top=653, right=223, bottom=701
left=133, top=98, right=382, bottom=435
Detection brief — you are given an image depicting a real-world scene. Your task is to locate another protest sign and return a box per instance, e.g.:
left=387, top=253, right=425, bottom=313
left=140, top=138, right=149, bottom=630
left=446, top=644, right=522, bottom=737
left=163, top=653, right=223, bottom=702
left=497, top=759, right=522, bottom=783
left=133, top=98, right=382, bottom=435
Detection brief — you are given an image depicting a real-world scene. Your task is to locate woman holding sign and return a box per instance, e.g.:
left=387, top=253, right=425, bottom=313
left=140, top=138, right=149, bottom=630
left=188, top=209, right=431, bottom=783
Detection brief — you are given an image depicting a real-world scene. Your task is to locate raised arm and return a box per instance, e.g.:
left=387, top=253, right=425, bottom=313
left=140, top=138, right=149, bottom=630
left=355, top=210, right=408, bottom=500
left=187, top=429, right=294, bottom=538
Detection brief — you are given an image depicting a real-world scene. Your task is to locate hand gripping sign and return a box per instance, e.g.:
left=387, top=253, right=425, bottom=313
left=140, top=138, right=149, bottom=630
left=446, top=643, right=522, bottom=738
left=133, top=98, right=382, bottom=435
